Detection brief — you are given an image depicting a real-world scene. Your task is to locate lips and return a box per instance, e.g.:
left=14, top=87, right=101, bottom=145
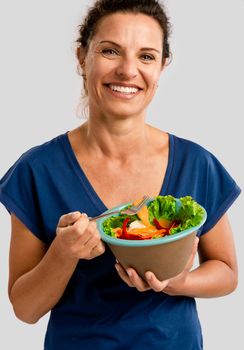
left=105, top=83, right=143, bottom=95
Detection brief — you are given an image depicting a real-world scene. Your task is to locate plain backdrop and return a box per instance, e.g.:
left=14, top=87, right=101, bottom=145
left=0, top=1, right=243, bottom=349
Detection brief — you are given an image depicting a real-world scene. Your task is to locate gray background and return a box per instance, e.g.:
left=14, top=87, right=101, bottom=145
left=0, top=0, right=243, bottom=349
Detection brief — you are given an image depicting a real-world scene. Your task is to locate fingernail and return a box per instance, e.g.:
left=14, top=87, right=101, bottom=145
left=81, top=213, right=88, bottom=217
left=127, top=269, right=132, bottom=278
left=146, top=272, right=152, bottom=280
left=115, top=264, right=120, bottom=272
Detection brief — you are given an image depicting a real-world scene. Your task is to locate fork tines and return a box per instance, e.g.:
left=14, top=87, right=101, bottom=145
left=131, top=195, right=150, bottom=211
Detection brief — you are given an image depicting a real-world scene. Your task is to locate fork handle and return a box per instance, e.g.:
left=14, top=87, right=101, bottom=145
left=89, top=210, right=120, bottom=221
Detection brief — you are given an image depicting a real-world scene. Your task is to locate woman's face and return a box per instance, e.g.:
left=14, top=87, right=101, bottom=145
left=82, top=13, right=164, bottom=119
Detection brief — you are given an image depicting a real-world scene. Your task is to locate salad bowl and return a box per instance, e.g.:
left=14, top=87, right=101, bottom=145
left=97, top=196, right=207, bottom=281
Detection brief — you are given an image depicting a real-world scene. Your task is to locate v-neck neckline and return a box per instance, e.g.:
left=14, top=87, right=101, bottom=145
left=60, top=132, right=175, bottom=212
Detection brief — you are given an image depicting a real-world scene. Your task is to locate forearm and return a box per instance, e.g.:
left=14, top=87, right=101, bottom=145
left=166, top=260, right=238, bottom=298
left=9, top=241, right=79, bottom=324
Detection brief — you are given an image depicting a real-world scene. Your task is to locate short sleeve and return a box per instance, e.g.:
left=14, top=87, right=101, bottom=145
left=198, top=152, right=241, bottom=236
left=170, top=135, right=241, bottom=237
left=0, top=152, right=45, bottom=241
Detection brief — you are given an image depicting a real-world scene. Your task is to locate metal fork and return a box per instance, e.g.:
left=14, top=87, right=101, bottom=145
left=89, top=195, right=150, bottom=221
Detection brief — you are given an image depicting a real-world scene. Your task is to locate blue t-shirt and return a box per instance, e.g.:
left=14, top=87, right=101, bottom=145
left=0, top=132, right=241, bottom=350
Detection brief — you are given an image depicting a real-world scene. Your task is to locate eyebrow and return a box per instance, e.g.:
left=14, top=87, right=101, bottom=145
left=97, top=40, right=161, bottom=54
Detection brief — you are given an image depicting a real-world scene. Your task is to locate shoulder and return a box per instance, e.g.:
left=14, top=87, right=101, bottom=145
left=169, top=133, right=236, bottom=187
left=15, top=133, right=67, bottom=168
left=171, top=134, right=217, bottom=165
left=173, top=134, right=208, bottom=154
left=149, top=126, right=213, bottom=160
left=1, top=133, right=67, bottom=183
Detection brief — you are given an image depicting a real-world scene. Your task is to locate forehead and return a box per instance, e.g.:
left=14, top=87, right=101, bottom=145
left=92, top=12, right=163, bottom=48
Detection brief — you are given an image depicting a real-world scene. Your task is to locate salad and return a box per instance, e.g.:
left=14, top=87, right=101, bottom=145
left=102, top=195, right=205, bottom=240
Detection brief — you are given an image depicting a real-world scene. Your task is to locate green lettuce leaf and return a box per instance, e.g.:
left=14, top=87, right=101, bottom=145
left=147, top=195, right=177, bottom=223
left=102, top=214, right=137, bottom=237
left=148, top=195, right=205, bottom=235
left=172, top=196, right=205, bottom=234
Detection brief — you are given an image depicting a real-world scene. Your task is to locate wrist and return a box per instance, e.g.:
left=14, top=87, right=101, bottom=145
left=162, top=270, right=194, bottom=297
left=51, top=237, right=79, bottom=267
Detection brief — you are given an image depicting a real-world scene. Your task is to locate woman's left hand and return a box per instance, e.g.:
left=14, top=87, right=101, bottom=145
left=115, top=237, right=199, bottom=295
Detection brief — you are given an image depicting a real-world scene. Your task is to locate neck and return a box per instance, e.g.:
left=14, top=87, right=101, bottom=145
left=80, top=115, right=150, bottom=161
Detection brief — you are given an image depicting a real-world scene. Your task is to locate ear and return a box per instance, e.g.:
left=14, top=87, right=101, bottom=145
left=76, top=47, right=86, bottom=68
left=161, top=53, right=173, bottom=70
left=160, top=57, right=168, bottom=72
left=160, top=64, right=166, bottom=72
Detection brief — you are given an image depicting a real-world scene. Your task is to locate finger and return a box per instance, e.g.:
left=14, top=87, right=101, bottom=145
left=69, top=228, right=104, bottom=259
left=145, top=271, right=169, bottom=292
left=56, top=213, right=90, bottom=242
left=185, top=236, right=199, bottom=271
left=115, top=263, right=134, bottom=287
left=80, top=230, right=101, bottom=251
left=88, top=242, right=106, bottom=259
left=126, top=268, right=151, bottom=292
left=57, top=211, right=83, bottom=228
left=75, top=220, right=97, bottom=244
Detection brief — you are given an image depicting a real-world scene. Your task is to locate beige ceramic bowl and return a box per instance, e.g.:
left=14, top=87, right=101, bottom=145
left=98, top=201, right=207, bottom=281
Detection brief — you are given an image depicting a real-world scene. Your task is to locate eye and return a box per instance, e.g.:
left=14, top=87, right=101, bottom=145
left=101, top=48, right=119, bottom=57
left=140, top=54, right=155, bottom=62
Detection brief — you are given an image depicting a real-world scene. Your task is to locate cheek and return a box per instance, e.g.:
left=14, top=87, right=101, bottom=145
left=86, top=55, right=108, bottom=82
left=85, top=64, right=102, bottom=95
left=147, top=77, right=159, bottom=94
left=144, top=69, right=161, bottom=89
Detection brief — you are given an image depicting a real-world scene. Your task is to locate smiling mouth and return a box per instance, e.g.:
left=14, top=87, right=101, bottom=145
left=105, top=84, right=142, bottom=95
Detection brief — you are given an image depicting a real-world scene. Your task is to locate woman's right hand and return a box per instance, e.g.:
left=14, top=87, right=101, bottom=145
left=8, top=212, right=105, bottom=323
left=55, top=211, right=105, bottom=260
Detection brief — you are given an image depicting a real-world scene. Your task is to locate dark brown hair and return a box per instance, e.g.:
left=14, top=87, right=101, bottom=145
left=76, top=0, right=171, bottom=63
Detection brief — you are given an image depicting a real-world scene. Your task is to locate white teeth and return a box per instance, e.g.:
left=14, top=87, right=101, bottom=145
left=108, top=84, right=139, bottom=94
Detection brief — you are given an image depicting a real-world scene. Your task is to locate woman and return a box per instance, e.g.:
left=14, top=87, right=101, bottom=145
left=0, top=0, right=241, bottom=349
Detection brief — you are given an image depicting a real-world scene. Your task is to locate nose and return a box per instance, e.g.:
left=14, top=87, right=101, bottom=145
left=115, top=56, right=138, bottom=80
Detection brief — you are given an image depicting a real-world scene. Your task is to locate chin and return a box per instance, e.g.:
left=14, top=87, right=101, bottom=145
left=106, top=109, right=144, bottom=120
left=102, top=103, right=145, bottom=119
